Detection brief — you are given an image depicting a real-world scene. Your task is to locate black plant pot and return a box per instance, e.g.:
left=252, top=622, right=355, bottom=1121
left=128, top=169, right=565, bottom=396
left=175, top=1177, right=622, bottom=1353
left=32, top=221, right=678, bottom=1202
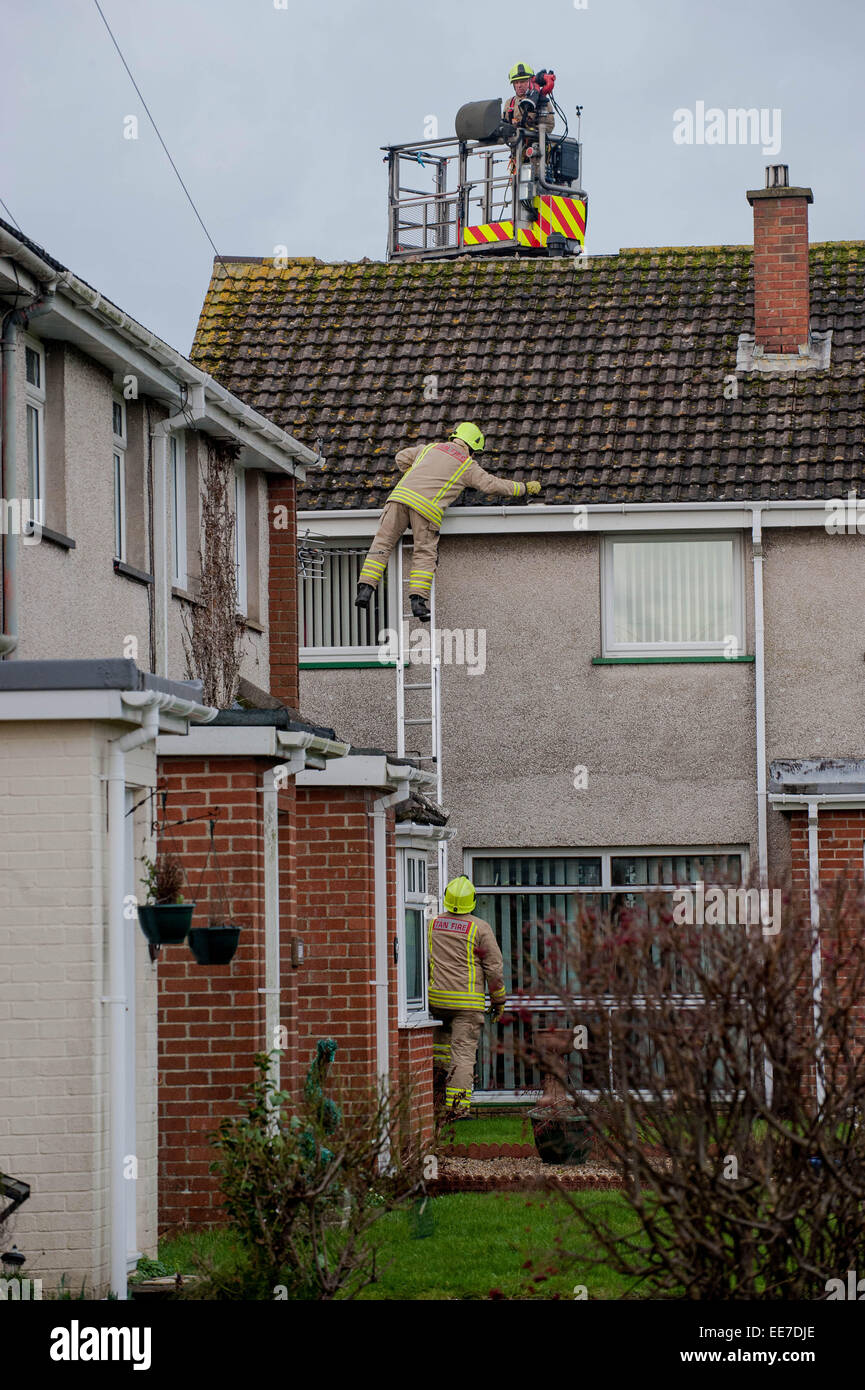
left=188, top=924, right=241, bottom=965
left=528, top=1108, right=592, bottom=1165
left=137, top=903, right=195, bottom=946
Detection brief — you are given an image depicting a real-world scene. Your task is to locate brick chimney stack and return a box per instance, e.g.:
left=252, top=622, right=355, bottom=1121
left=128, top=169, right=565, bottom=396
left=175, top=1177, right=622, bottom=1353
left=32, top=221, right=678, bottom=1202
left=746, top=165, right=814, bottom=354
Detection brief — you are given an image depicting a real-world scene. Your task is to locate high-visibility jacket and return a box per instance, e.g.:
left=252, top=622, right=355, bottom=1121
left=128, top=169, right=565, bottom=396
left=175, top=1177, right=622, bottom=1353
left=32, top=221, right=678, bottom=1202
left=503, top=93, right=555, bottom=138
left=388, top=441, right=528, bottom=529
left=428, top=910, right=507, bottom=1012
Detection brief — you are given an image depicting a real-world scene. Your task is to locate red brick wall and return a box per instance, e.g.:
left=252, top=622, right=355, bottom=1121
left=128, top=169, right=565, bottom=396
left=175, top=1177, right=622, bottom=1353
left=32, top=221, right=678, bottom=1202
left=268, top=474, right=299, bottom=708
left=157, top=755, right=293, bottom=1231
left=790, top=808, right=865, bottom=897
left=292, top=787, right=401, bottom=1112
left=749, top=191, right=811, bottom=353
left=157, top=765, right=435, bottom=1231
left=397, top=1026, right=436, bottom=1148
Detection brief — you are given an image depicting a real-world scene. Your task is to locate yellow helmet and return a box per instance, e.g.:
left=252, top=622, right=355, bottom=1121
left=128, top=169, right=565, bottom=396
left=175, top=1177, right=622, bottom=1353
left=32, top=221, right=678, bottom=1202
left=508, top=61, right=534, bottom=83
left=443, top=875, right=477, bottom=914
left=450, top=421, right=485, bottom=453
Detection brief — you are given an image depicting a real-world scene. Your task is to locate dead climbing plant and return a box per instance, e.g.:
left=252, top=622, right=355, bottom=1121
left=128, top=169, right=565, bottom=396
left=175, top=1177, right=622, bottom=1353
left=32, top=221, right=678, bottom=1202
left=182, top=437, right=246, bottom=709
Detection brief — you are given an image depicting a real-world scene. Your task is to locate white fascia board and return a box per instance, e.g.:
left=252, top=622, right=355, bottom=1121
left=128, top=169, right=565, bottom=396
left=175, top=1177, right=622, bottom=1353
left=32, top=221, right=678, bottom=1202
left=298, top=501, right=832, bottom=537
left=157, top=725, right=351, bottom=764
left=42, top=295, right=313, bottom=476
left=297, top=753, right=408, bottom=791
left=0, top=258, right=40, bottom=298
left=0, top=689, right=191, bottom=732
left=158, top=726, right=282, bottom=758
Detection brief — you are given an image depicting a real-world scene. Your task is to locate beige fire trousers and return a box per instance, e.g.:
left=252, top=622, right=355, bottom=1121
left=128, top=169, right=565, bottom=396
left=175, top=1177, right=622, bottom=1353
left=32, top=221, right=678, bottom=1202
left=431, top=1007, right=484, bottom=1114
left=358, top=501, right=441, bottom=598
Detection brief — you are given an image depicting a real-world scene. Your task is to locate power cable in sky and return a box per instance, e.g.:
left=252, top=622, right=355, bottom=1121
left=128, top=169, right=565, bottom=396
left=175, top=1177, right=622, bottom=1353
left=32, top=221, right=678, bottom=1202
left=91, top=0, right=232, bottom=281
left=0, top=198, right=22, bottom=230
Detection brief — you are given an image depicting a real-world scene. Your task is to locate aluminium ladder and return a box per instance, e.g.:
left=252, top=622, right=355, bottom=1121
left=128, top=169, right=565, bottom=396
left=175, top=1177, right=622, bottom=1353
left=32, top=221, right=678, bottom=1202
left=394, top=537, right=448, bottom=909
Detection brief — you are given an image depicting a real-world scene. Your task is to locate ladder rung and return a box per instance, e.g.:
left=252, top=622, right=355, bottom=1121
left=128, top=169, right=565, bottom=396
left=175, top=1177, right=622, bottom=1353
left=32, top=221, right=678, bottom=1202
left=404, top=717, right=433, bottom=725
left=404, top=682, right=432, bottom=690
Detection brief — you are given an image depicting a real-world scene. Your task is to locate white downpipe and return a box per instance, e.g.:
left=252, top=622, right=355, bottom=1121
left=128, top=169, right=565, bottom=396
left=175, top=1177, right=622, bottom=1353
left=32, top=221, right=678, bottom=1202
left=807, top=801, right=827, bottom=1109
left=106, top=690, right=217, bottom=1298
left=751, top=507, right=768, bottom=889
left=106, top=703, right=159, bottom=1299
left=371, top=780, right=409, bottom=1167
left=261, top=761, right=296, bottom=1103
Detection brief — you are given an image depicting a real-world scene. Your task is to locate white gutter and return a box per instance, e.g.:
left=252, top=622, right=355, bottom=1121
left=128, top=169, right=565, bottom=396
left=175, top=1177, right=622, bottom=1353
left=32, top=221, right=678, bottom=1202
left=51, top=274, right=315, bottom=471
left=751, top=508, right=768, bottom=889
left=105, top=689, right=217, bottom=1299
left=0, top=226, right=317, bottom=473
left=298, top=499, right=835, bottom=538
left=807, top=801, right=826, bottom=1109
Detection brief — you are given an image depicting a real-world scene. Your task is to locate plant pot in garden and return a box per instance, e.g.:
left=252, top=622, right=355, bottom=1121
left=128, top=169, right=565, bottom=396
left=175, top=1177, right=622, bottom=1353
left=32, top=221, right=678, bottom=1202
left=528, top=1027, right=592, bottom=1166
left=137, top=902, right=195, bottom=946
left=188, top=924, right=241, bottom=965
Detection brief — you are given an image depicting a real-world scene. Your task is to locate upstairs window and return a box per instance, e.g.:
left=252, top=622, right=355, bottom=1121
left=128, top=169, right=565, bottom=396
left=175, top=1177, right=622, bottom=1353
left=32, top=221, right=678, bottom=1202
left=602, top=533, right=744, bottom=657
left=299, top=542, right=392, bottom=658
left=234, top=467, right=247, bottom=614
left=112, top=397, right=127, bottom=561
left=24, top=337, right=45, bottom=528
left=170, top=434, right=187, bottom=587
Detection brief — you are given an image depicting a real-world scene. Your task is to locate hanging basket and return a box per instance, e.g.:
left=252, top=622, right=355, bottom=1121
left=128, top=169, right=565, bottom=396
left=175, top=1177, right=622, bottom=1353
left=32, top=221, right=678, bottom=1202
left=188, top=924, right=241, bottom=965
left=137, top=902, right=195, bottom=946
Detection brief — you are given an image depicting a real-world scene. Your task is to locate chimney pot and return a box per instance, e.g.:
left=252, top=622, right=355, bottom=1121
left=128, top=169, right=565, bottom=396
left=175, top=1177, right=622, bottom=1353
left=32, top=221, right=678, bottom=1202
left=765, top=164, right=790, bottom=189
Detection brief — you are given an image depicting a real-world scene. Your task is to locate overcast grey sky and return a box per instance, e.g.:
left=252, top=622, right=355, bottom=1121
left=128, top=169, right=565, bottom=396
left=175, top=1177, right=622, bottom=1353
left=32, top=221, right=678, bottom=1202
left=2, top=0, right=862, bottom=353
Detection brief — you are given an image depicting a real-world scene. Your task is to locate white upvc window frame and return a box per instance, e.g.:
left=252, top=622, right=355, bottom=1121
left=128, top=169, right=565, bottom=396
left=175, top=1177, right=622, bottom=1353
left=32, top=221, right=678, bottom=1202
left=601, top=530, right=746, bottom=658
left=170, top=432, right=187, bottom=587
left=23, top=335, right=45, bottom=529
left=112, top=396, right=127, bottom=562
left=234, top=466, right=247, bottom=615
left=299, top=541, right=396, bottom=661
left=466, top=845, right=750, bottom=895
left=396, top=847, right=434, bottom=1023
left=466, top=845, right=750, bottom=1100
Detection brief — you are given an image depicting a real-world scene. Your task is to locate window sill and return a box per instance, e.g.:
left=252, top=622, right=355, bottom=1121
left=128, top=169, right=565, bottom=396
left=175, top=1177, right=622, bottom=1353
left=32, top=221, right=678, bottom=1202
left=172, top=584, right=201, bottom=605
left=242, top=616, right=265, bottom=634
left=26, top=525, right=76, bottom=551
left=399, top=1015, right=442, bottom=1030
left=114, top=559, right=153, bottom=586
left=592, top=655, right=755, bottom=665
left=301, top=657, right=399, bottom=669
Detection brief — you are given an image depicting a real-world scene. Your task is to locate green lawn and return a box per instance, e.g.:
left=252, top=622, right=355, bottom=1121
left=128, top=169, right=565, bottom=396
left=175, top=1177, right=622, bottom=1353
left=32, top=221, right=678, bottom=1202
left=437, top=1111, right=533, bottom=1147
left=154, top=1192, right=641, bottom=1300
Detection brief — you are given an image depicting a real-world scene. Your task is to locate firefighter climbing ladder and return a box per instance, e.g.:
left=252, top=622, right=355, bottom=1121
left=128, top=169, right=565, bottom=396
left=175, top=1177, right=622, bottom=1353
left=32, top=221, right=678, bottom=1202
left=395, top=537, right=448, bottom=908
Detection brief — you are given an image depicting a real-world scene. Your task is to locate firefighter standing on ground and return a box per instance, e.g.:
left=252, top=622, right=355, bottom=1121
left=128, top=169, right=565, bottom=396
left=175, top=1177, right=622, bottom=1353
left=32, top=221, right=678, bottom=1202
left=428, top=876, right=507, bottom=1119
left=356, top=423, right=541, bottom=621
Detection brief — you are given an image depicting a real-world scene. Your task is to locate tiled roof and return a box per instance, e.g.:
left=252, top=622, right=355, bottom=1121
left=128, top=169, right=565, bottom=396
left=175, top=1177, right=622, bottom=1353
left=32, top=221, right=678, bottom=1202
left=191, top=244, right=865, bottom=507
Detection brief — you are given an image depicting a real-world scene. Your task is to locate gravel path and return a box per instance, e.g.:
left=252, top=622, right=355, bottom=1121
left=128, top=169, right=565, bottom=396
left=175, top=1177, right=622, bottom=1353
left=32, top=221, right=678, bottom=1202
left=433, top=1154, right=625, bottom=1191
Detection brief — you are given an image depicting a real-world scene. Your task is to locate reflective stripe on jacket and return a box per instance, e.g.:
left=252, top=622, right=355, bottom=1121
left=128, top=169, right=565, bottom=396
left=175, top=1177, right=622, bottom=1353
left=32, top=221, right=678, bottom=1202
left=428, top=911, right=507, bottom=1012
left=387, top=440, right=527, bottom=530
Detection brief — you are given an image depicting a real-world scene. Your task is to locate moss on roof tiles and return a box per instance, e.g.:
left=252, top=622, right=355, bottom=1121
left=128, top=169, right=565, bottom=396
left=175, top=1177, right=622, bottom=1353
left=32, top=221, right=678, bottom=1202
left=190, top=241, right=865, bottom=507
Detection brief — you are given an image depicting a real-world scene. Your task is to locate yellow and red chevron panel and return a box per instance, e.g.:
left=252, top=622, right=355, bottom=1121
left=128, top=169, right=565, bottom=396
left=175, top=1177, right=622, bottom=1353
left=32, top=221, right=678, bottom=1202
left=462, top=195, right=586, bottom=250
